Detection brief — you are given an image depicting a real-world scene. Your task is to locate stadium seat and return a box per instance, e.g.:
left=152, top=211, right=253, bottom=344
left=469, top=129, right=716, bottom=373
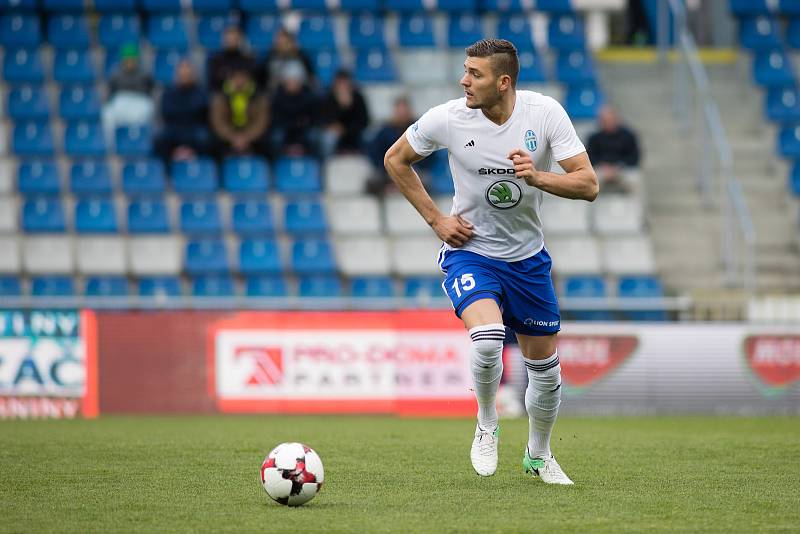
left=753, top=50, right=796, bottom=87
left=385, top=0, right=425, bottom=11
left=48, top=15, right=90, bottom=48
left=192, top=275, right=236, bottom=297
left=565, top=84, right=603, bottom=119
left=291, top=239, right=336, bottom=274
left=0, top=277, right=22, bottom=297
left=197, top=15, right=232, bottom=50
left=172, top=158, right=218, bottom=193
left=115, top=126, right=153, bottom=157
left=98, top=14, right=141, bottom=49
left=448, top=14, right=484, bottom=48
left=0, top=0, right=37, bottom=10
left=239, top=0, right=280, bottom=12
left=53, top=49, right=95, bottom=84
left=340, top=0, right=380, bottom=9
left=123, top=159, right=167, bottom=194
left=789, top=161, right=800, bottom=195
left=245, top=275, right=289, bottom=297
left=778, top=125, right=800, bottom=158
left=8, top=85, right=49, bottom=121
left=298, top=16, right=336, bottom=49
left=518, top=50, right=547, bottom=83
left=351, top=276, right=394, bottom=298
left=129, top=236, right=182, bottom=274
left=354, top=48, right=397, bottom=83
left=335, top=237, right=391, bottom=275
left=0, top=236, right=21, bottom=272
left=95, top=0, right=137, bottom=11
left=42, top=0, right=84, bottom=11
left=185, top=239, right=229, bottom=274
left=730, top=0, right=776, bottom=16
left=148, top=15, right=189, bottom=50
left=765, top=87, right=800, bottom=122
left=22, top=197, right=66, bottom=232
left=548, top=15, right=586, bottom=50
left=781, top=0, right=800, bottom=15
left=285, top=200, right=328, bottom=235
left=324, top=155, right=373, bottom=194
left=739, top=16, right=782, bottom=50
left=438, top=0, right=476, bottom=10
left=328, top=197, right=381, bottom=235
left=563, top=275, right=612, bottom=321
left=537, top=0, right=575, bottom=12
left=0, top=199, right=18, bottom=234
left=602, top=236, right=656, bottom=275
left=23, top=236, right=73, bottom=274
left=180, top=199, right=223, bottom=235
left=128, top=198, right=171, bottom=233
left=18, top=160, right=61, bottom=195
left=541, top=194, right=590, bottom=235
left=64, top=122, right=106, bottom=157
left=788, top=19, right=800, bottom=48
left=141, top=0, right=183, bottom=12
left=385, top=195, right=431, bottom=235
left=231, top=200, right=275, bottom=235
left=239, top=239, right=283, bottom=275
left=618, top=275, right=667, bottom=321
left=74, top=198, right=118, bottom=233
left=246, top=15, right=280, bottom=53
left=31, top=276, right=75, bottom=297
left=0, top=15, right=41, bottom=48
left=546, top=236, right=602, bottom=275
left=555, top=50, right=597, bottom=84
left=3, top=48, right=45, bottom=83
left=85, top=276, right=130, bottom=297
left=154, top=49, right=184, bottom=84
left=298, top=275, right=342, bottom=298
left=403, top=276, right=444, bottom=299
left=497, top=15, right=534, bottom=51
left=76, top=236, right=126, bottom=273
left=398, top=14, right=436, bottom=48
left=592, top=196, right=644, bottom=235
left=138, top=276, right=182, bottom=297
left=70, top=160, right=113, bottom=195
left=349, top=14, right=387, bottom=49
left=398, top=50, right=449, bottom=85
left=192, top=0, right=233, bottom=13
left=481, top=0, right=523, bottom=12
left=13, top=122, right=55, bottom=157
left=59, top=85, right=101, bottom=121
left=425, top=151, right=455, bottom=195
left=391, top=236, right=442, bottom=276
left=274, top=157, right=321, bottom=193
left=307, top=48, right=341, bottom=87
left=223, top=157, right=269, bottom=192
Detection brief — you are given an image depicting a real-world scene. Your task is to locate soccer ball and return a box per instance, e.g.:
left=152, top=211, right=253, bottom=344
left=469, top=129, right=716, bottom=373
left=260, top=442, right=324, bottom=506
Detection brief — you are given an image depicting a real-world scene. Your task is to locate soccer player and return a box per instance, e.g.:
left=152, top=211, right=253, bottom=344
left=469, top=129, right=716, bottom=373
left=384, top=39, right=598, bottom=484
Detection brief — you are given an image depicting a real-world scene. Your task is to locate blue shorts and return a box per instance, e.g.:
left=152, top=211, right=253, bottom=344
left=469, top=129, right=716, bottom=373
left=439, top=247, right=561, bottom=336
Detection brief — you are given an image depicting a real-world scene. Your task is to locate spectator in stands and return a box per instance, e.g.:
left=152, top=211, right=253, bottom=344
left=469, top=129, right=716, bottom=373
left=209, top=68, right=270, bottom=157
left=586, top=105, right=642, bottom=194
left=102, top=43, right=155, bottom=145
left=365, top=96, right=416, bottom=196
left=208, top=25, right=258, bottom=92
left=269, top=62, right=318, bottom=158
left=318, top=69, right=370, bottom=158
left=154, top=59, right=209, bottom=164
left=262, top=28, right=315, bottom=92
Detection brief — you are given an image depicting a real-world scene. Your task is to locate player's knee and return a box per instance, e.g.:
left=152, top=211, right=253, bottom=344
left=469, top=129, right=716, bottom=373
left=469, top=323, right=505, bottom=368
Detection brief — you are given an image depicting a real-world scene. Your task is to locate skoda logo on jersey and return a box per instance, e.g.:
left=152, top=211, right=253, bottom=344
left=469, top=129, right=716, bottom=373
left=486, top=180, right=523, bottom=210
left=524, top=130, right=537, bottom=152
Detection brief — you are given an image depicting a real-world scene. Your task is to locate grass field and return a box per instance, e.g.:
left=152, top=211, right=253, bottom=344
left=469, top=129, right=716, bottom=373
left=1, top=416, right=799, bottom=533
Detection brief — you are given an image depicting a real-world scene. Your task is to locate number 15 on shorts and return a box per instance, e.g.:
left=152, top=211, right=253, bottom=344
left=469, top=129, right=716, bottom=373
left=452, top=273, right=475, bottom=298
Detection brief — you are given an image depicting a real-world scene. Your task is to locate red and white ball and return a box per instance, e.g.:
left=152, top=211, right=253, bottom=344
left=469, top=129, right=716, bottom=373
left=260, top=442, right=324, bottom=506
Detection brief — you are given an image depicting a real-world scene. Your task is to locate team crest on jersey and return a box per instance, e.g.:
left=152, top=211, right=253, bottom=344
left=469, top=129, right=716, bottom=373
left=524, top=130, right=537, bottom=152
left=486, top=180, right=522, bottom=210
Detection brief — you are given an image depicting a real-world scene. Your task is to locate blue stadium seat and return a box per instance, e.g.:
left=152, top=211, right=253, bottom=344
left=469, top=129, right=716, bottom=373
left=790, top=161, right=800, bottom=195
left=404, top=277, right=444, bottom=298
left=13, top=122, right=55, bottom=157
left=139, top=276, right=182, bottom=297
left=354, top=48, right=397, bottom=82
left=95, top=0, right=137, bottom=11
left=398, top=14, right=435, bottom=48
left=291, top=0, right=328, bottom=9
left=0, top=0, right=36, bottom=11
left=70, top=160, right=113, bottom=195
left=123, top=159, right=167, bottom=194
left=340, top=0, right=380, bottom=10
left=53, top=49, right=95, bottom=83
left=48, top=14, right=90, bottom=48
left=8, top=85, right=49, bottom=121
left=298, top=275, right=342, bottom=298
left=186, top=239, right=229, bottom=274
left=753, top=50, right=796, bottom=87
left=0, top=277, right=22, bottom=297
left=284, top=200, right=328, bottom=235
left=778, top=125, right=800, bottom=158
left=518, top=50, right=547, bottom=83
left=239, top=239, right=282, bottom=275
left=780, top=0, right=800, bottom=15
left=537, top=0, right=575, bottom=12
left=64, top=121, right=106, bottom=157
left=307, top=48, right=341, bottom=87
left=42, top=0, right=84, bottom=11
left=349, top=14, right=387, bottom=49
left=193, top=0, right=233, bottom=12
left=180, top=199, right=223, bottom=235
left=0, top=15, right=41, bottom=48
left=439, top=0, right=476, bottom=9
left=141, top=0, right=183, bottom=12
left=765, top=87, right=800, bottom=122
left=197, top=15, right=233, bottom=50
left=497, top=14, right=534, bottom=51
left=128, top=198, right=171, bottom=233
left=730, top=0, right=776, bottom=16
left=548, top=14, right=586, bottom=50
left=351, top=276, right=394, bottom=298
left=565, top=84, right=603, bottom=119
left=239, top=0, right=280, bottom=11
left=555, top=50, right=596, bottom=84
left=274, top=157, right=322, bottom=193
left=116, top=126, right=153, bottom=157
left=172, top=158, right=218, bottom=193
left=231, top=200, right=275, bottom=235
left=564, top=275, right=611, bottom=321
left=148, top=15, right=189, bottom=50
left=192, top=275, right=235, bottom=297
left=22, top=198, right=66, bottom=232
left=739, top=16, right=782, bottom=50
left=298, top=16, right=336, bottom=49
left=19, top=160, right=61, bottom=195
left=246, top=15, right=280, bottom=53
left=618, top=275, right=667, bottom=321
left=85, top=276, right=129, bottom=297
left=59, top=85, right=101, bottom=121
left=448, top=14, right=484, bottom=48
left=75, top=198, right=118, bottom=233
left=154, top=49, right=184, bottom=84
left=787, top=19, right=800, bottom=49
left=245, top=276, right=289, bottom=297
left=427, top=150, right=455, bottom=195
left=223, top=157, right=269, bottom=192
left=31, top=276, right=74, bottom=297
left=291, top=239, right=336, bottom=274
left=98, top=15, right=140, bottom=48
left=3, top=48, right=45, bottom=83
left=385, top=0, right=425, bottom=11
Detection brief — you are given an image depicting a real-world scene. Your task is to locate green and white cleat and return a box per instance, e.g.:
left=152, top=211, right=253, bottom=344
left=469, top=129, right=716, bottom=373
left=522, top=448, right=574, bottom=485
left=470, top=424, right=500, bottom=476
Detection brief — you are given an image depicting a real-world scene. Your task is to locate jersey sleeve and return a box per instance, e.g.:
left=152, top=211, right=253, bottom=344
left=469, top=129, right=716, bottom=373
left=544, top=97, right=586, bottom=162
left=405, top=103, right=449, bottom=157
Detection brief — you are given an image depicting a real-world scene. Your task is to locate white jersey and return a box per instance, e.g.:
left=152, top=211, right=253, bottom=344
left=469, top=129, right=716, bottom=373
left=405, top=90, right=585, bottom=262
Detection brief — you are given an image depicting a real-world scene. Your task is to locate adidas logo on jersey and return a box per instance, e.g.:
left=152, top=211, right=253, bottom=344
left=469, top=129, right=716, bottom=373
left=464, top=140, right=475, bottom=147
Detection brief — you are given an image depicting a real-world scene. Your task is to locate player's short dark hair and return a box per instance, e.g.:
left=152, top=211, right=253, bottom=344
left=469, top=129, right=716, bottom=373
left=465, top=39, right=519, bottom=88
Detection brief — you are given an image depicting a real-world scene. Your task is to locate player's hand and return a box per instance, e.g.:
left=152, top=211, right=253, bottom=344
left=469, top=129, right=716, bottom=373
left=431, top=214, right=474, bottom=248
left=508, top=149, right=541, bottom=187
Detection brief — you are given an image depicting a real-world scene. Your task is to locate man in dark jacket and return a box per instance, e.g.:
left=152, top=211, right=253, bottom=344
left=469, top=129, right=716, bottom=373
left=586, top=106, right=641, bottom=194
left=208, top=25, right=258, bottom=92
left=269, top=61, right=318, bottom=158
left=262, top=28, right=315, bottom=92
left=210, top=69, right=270, bottom=157
left=318, top=69, right=369, bottom=158
left=154, top=59, right=209, bottom=163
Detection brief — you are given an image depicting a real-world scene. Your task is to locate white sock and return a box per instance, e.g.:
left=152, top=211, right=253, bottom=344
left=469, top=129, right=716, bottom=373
left=524, top=350, right=562, bottom=459
left=468, top=323, right=505, bottom=431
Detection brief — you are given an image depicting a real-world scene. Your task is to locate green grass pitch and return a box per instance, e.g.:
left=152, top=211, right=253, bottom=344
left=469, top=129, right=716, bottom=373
left=1, top=416, right=798, bottom=533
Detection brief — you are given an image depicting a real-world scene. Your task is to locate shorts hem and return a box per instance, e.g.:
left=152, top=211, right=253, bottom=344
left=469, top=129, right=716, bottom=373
left=454, top=290, right=502, bottom=318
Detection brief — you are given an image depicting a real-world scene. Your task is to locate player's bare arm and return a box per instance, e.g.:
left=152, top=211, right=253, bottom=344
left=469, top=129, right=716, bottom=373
left=508, top=149, right=599, bottom=201
left=384, top=135, right=474, bottom=247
